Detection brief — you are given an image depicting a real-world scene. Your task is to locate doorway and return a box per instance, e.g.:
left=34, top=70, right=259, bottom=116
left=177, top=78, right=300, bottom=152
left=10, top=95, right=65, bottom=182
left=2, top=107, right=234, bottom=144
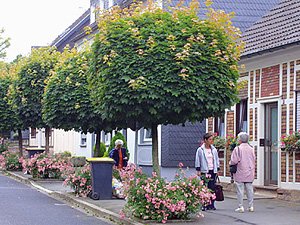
left=264, top=102, right=278, bottom=186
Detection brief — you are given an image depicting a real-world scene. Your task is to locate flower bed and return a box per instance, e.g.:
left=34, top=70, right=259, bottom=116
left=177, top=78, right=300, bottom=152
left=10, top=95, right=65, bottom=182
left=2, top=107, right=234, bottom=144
left=115, top=163, right=214, bottom=223
left=21, top=152, right=72, bottom=179
left=0, top=137, right=9, bottom=153
left=63, top=164, right=92, bottom=197
left=0, top=149, right=24, bottom=171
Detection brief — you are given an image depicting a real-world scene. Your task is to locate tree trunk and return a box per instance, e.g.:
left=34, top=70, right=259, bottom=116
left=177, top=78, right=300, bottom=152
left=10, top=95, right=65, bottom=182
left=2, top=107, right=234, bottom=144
left=151, top=123, right=160, bottom=177
left=18, top=129, right=23, bottom=157
left=45, top=126, right=50, bottom=154
left=94, top=130, right=101, bottom=157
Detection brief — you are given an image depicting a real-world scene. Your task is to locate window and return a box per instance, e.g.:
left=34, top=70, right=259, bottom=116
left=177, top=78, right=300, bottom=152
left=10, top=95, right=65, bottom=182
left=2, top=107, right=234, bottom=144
left=31, top=128, right=36, bottom=138
left=236, top=99, right=248, bottom=135
left=140, top=128, right=152, bottom=143
left=104, top=133, right=111, bottom=145
left=81, top=133, right=87, bottom=146
left=214, top=117, right=225, bottom=137
left=144, top=128, right=152, bottom=141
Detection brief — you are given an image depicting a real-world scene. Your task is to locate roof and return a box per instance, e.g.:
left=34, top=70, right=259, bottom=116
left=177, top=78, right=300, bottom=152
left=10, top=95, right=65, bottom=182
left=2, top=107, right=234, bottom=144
left=242, top=0, right=300, bottom=57
left=50, top=9, right=90, bottom=51
left=166, top=0, right=282, bottom=32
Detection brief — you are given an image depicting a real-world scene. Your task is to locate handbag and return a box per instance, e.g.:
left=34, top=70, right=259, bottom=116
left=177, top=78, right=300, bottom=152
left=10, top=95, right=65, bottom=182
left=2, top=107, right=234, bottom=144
left=214, top=176, right=224, bottom=201
left=229, top=147, right=240, bottom=174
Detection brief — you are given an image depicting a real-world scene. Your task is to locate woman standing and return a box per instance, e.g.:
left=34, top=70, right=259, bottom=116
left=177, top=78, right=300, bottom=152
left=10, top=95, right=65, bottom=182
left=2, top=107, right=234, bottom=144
left=109, top=139, right=128, bottom=168
left=195, top=132, right=220, bottom=210
left=229, top=132, right=256, bottom=213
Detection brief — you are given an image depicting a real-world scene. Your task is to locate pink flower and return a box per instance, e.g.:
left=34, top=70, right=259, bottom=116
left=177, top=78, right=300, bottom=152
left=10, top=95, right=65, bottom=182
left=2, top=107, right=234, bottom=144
left=178, top=162, right=184, bottom=168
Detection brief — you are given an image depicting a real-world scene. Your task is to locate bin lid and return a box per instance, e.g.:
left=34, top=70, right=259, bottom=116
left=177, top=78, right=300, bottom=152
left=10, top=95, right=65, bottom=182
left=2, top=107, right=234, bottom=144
left=86, top=157, right=115, bottom=162
left=25, top=148, right=45, bottom=151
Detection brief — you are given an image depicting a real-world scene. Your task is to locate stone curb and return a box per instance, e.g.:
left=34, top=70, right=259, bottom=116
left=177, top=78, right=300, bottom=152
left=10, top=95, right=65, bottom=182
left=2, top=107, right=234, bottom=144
left=1, top=170, right=143, bottom=225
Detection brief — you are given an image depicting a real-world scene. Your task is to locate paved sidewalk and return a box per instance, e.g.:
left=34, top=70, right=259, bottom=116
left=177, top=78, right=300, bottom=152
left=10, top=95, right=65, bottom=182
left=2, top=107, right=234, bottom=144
left=1, top=170, right=300, bottom=225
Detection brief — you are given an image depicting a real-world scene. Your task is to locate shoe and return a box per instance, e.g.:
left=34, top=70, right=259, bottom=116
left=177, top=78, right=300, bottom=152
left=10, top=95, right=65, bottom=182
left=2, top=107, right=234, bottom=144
left=230, top=178, right=234, bottom=183
left=201, top=207, right=206, bottom=211
left=247, top=206, right=254, bottom=212
left=207, top=206, right=216, bottom=210
left=235, top=207, right=244, bottom=213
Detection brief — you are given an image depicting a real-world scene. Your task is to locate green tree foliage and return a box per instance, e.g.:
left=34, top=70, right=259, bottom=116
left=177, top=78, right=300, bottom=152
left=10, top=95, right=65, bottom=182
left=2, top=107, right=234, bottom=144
left=93, top=141, right=106, bottom=157
left=0, top=62, right=17, bottom=135
left=88, top=0, right=244, bottom=175
left=0, top=28, right=10, bottom=59
left=9, top=47, right=60, bottom=153
left=43, top=46, right=121, bottom=156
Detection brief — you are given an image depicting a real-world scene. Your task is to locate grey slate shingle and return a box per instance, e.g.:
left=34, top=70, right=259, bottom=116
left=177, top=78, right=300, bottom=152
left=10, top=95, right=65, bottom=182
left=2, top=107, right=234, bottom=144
left=165, top=0, right=282, bottom=32
left=242, top=0, right=300, bottom=56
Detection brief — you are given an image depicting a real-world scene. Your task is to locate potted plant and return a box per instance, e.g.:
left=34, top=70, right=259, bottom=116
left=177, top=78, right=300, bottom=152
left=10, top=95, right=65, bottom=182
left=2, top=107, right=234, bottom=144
left=225, top=134, right=238, bottom=151
left=281, top=131, right=300, bottom=152
left=212, top=133, right=226, bottom=150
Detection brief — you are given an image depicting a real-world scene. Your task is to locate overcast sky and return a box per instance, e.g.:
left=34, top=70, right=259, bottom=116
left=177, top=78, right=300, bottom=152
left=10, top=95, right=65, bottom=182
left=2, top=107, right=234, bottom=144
left=0, top=0, right=90, bottom=62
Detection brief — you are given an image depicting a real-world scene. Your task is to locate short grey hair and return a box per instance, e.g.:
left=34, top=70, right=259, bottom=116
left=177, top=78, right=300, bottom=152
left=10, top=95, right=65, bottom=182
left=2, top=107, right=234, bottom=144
left=115, top=139, right=124, bottom=146
left=238, top=132, right=249, bottom=143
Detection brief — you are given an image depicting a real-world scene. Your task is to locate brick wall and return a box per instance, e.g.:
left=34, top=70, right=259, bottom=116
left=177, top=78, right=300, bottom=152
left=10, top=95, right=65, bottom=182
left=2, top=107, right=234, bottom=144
left=255, top=69, right=260, bottom=102
left=249, top=108, right=254, bottom=141
left=208, top=117, right=213, bottom=133
left=290, top=61, right=294, bottom=98
left=281, top=152, right=286, bottom=182
left=261, top=65, right=280, bottom=97
left=281, top=105, right=287, bottom=136
left=250, top=71, right=254, bottom=104
left=226, top=111, right=234, bottom=177
left=296, top=70, right=300, bottom=90
left=296, top=153, right=300, bottom=182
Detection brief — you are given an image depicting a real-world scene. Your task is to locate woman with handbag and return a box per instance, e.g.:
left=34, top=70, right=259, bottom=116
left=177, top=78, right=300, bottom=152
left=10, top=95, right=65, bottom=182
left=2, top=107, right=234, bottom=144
left=229, top=132, right=256, bottom=213
left=195, top=132, right=220, bottom=211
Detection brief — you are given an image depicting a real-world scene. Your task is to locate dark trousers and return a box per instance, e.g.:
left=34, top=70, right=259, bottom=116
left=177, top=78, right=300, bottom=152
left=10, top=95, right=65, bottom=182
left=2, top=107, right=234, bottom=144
left=201, top=170, right=216, bottom=208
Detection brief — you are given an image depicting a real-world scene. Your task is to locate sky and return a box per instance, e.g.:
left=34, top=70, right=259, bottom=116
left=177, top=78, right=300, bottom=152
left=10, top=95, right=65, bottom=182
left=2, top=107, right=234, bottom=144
left=0, top=0, right=90, bottom=62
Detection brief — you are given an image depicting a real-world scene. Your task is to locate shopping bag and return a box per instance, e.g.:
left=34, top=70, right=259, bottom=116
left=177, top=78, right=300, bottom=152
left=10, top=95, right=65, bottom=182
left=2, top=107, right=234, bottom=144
left=214, top=176, right=224, bottom=201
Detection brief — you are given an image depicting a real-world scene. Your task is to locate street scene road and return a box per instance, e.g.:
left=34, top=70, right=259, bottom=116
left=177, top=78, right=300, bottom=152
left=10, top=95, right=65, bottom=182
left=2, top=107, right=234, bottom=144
left=0, top=173, right=113, bottom=225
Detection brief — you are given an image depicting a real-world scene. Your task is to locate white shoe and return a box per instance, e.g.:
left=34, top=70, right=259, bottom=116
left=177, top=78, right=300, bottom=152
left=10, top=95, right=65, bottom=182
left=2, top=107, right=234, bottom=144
left=247, top=206, right=254, bottom=212
left=235, top=207, right=244, bottom=213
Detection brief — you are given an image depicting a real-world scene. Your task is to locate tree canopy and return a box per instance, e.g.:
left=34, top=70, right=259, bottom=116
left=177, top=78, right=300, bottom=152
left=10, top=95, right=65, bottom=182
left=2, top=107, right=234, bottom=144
left=0, top=62, right=17, bottom=135
left=0, top=28, right=10, bottom=59
left=88, top=0, right=245, bottom=175
left=89, top=0, right=244, bottom=128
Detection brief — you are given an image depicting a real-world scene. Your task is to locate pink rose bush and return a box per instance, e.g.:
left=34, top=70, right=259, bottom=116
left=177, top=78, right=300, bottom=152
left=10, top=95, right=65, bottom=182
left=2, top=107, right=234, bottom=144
left=63, top=164, right=92, bottom=197
left=0, top=149, right=24, bottom=171
left=0, top=137, right=9, bottom=153
left=22, top=152, right=72, bottom=179
left=114, top=163, right=213, bottom=223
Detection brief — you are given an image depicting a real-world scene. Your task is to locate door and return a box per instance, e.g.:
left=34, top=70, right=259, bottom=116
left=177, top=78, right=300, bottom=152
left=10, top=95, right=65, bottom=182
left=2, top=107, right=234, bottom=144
left=264, top=103, right=278, bottom=186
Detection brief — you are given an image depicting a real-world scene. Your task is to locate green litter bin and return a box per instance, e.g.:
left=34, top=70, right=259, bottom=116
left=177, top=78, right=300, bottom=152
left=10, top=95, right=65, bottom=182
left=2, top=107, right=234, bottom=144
left=86, top=157, right=115, bottom=200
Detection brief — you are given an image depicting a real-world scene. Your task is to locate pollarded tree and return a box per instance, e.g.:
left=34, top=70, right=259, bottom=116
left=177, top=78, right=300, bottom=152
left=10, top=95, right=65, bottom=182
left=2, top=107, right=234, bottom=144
left=0, top=62, right=16, bottom=134
left=10, top=47, right=60, bottom=153
left=0, top=61, right=28, bottom=156
left=43, top=47, right=122, bottom=156
left=0, top=28, right=10, bottom=59
left=89, top=0, right=245, bottom=175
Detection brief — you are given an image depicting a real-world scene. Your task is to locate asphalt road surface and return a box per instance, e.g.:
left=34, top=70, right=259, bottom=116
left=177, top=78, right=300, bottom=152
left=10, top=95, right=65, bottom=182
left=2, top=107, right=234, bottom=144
left=0, top=173, right=114, bottom=225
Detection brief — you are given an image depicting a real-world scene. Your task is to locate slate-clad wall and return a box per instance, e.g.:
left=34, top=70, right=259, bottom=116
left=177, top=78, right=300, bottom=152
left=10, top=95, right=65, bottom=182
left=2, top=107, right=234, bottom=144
left=161, top=121, right=206, bottom=168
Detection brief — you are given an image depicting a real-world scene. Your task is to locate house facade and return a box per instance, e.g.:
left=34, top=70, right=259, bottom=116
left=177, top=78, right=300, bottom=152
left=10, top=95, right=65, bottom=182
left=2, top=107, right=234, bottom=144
left=208, top=0, right=300, bottom=189
left=30, top=0, right=298, bottom=184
